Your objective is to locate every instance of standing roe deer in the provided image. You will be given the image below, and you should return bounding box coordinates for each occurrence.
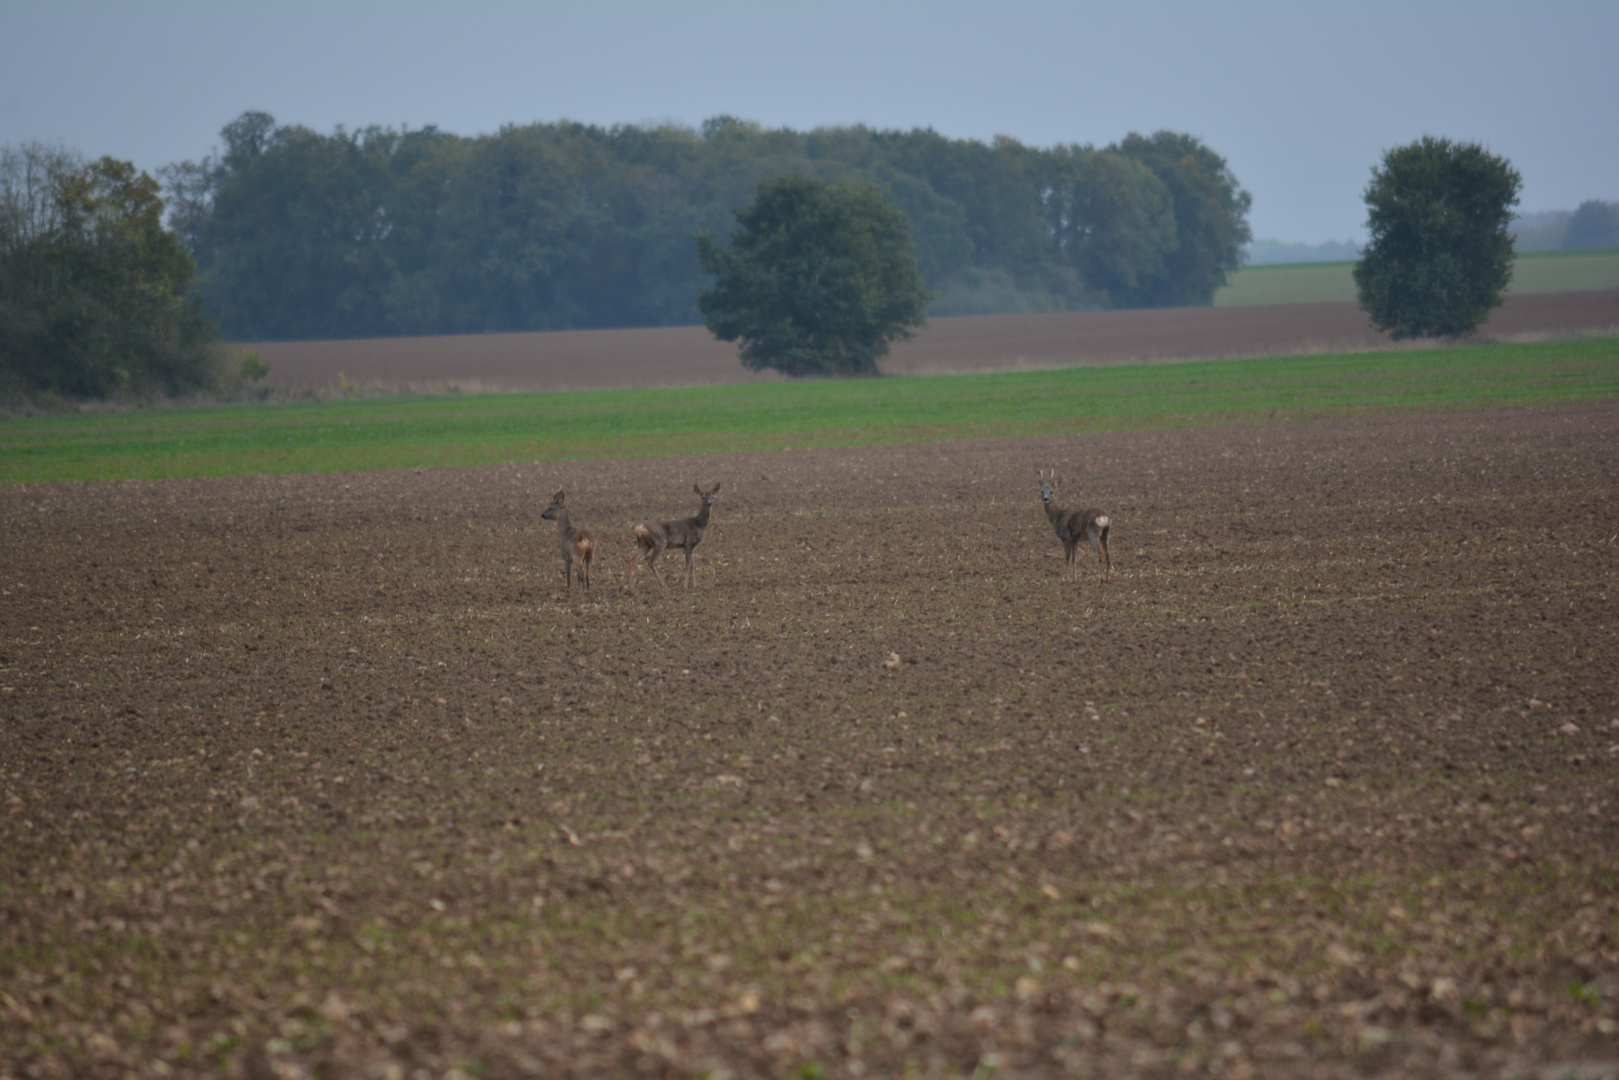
[540,490,595,592]
[1039,469,1111,583]
[627,482,720,592]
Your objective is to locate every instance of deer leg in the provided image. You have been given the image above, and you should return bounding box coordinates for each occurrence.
[1085,523,1109,584]
[626,544,644,592]
[650,539,670,591]
[1098,525,1111,583]
[684,546,697,589]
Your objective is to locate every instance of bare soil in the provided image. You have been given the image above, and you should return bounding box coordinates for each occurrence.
[2,405,1617,1079]
[244,291,1619,394]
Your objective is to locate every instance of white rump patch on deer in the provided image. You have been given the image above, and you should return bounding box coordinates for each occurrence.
[1038,470,1112,584]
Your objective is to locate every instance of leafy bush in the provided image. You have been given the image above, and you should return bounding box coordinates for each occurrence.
[236,349,269,383]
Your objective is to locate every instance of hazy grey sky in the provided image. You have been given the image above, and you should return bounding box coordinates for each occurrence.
[3,0,1614,243]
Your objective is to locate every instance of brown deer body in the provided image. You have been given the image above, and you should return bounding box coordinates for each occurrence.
[627,483,720,592]
[540,490,595,592]
[1040,471,1110,583]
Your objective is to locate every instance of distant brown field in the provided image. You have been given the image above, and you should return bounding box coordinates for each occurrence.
[244,290,1619,394]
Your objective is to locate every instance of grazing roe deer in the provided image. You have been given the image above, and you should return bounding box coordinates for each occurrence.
[1039,469,1111,583]
[627,482,720,592]
[540,490,595,592]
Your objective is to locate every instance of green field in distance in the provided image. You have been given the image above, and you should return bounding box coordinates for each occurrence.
[1215,247,1619,307]
[3,337,1616,485]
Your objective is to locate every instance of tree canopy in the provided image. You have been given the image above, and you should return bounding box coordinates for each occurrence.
[696,175,932,377]
[1109,132,1254,308]
[166,113,1253,341]
[1352,136,1521,340]
[2,144,218,399]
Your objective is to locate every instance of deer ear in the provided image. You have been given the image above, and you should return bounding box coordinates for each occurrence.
[711,482,721,494]
[553,489,564,502]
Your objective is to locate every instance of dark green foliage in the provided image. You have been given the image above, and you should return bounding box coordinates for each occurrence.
[1353,137,1522,340]
[167,114,1254,341]
[176,119,736,340]
[1109,131,1253,307]
[1,145,219,399]
[696,175,932,377]
[1041,145,1177,306]
[1562,200,1619,250]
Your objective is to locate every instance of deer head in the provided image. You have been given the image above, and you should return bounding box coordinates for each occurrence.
[541,489,565,520]
[1038,469,1057,506]
[693,482,721,508]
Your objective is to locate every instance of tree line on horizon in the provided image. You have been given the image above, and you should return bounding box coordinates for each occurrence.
[162,113,1253,342]
[10,114,1542,401]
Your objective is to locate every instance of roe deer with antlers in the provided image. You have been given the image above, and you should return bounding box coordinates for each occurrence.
[540,490,595,592]
[627,482,720,592]
[1039,469,1111,583]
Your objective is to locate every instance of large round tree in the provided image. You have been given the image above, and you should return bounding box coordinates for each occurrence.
[696,175,932,378]
[1352,136,1521,340]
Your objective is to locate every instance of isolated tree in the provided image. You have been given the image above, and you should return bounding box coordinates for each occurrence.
[1562,199,1619,249]
[1353,136,1521,339]
[695,175,932,377]
[1,144,218,398]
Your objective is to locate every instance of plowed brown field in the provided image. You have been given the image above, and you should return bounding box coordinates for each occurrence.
[245,291,1619,393]
[3,403,1617,1079]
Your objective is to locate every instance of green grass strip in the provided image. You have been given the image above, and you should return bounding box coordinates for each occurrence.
[1215,246,1619,306]
[3,337,1616,485]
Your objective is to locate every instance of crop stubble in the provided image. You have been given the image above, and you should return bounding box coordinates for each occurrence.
[2,404,1617,1078]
